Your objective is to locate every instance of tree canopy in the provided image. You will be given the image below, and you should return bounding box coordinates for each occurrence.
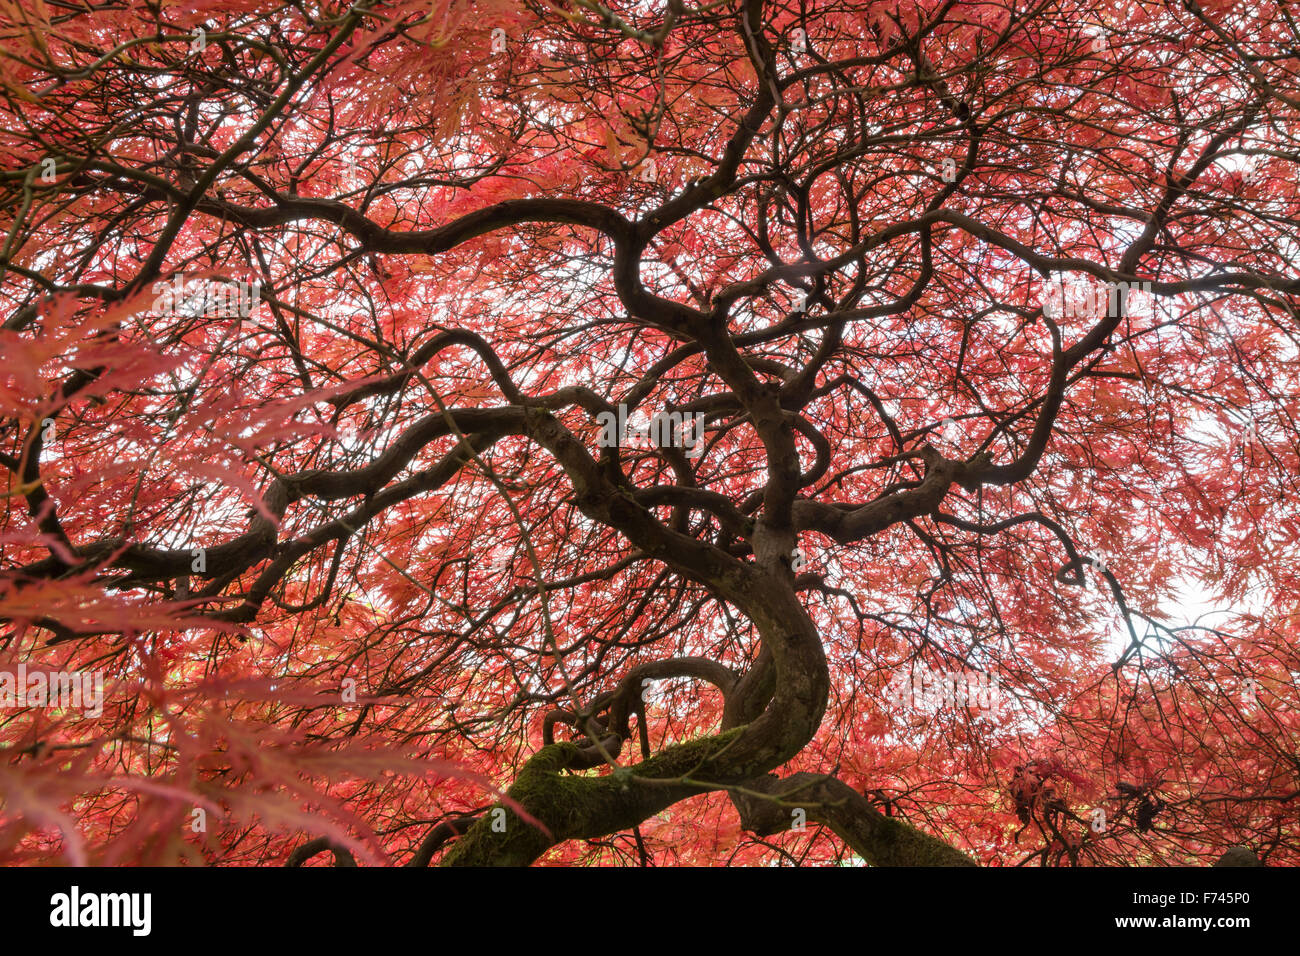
[1,0,1297,866]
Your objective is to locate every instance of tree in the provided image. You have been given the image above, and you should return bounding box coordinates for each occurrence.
[0,0,1297,867]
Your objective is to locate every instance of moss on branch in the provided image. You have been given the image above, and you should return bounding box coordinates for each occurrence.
[441,729,745,866]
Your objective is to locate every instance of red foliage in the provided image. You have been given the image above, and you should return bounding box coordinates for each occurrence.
[0,0,1297,866]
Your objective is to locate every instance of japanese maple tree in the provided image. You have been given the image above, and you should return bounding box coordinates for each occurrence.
[1,0,1297,866]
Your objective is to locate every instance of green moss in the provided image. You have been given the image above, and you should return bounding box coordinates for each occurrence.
[863,814,977,867]
[441,728,746,867]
